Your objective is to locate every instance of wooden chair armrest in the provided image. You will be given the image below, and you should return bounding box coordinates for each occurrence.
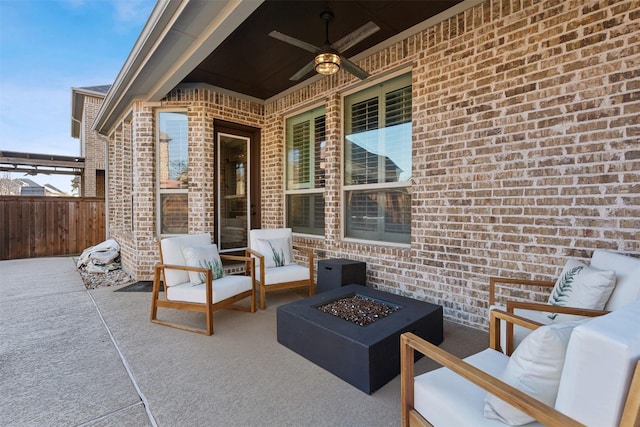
[505,301,609,318]
[245,248,264,259]
[489,309,544,351]
[292,245,314,271]
[400,333,584,427]
[489,276,556,306]
[221,254,256,278]
[220,254,253,263]
[156,263,209,274]
[292,245,313,257]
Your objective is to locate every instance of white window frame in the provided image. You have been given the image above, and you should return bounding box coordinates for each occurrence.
[341,71,413,246]
[155,109,189,237]
[284,104,326,237]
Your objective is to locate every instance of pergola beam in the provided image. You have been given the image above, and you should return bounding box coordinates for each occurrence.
[0,150,85,176]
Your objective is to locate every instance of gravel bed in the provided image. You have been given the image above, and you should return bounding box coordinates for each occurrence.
[76,261,135,290]
[318,295,399,326]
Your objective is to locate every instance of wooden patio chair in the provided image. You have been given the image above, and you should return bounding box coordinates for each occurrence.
[150,233,256,335]
[489,249,640,354]
[401,301,640,427]
[246,228,314,309]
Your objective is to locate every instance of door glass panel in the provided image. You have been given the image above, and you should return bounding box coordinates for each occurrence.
[218,133,249,252]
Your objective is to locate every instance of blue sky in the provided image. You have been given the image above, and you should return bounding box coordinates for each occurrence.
[0,0,156,193]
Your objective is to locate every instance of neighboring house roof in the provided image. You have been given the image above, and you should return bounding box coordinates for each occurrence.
[81,85,111,94]
[71,85,110,138]
[18,178,41,187]
[44,183,65,194]
[94,0,479,135]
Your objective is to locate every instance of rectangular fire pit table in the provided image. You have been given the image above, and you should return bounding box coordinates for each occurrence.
[277,284,443,394]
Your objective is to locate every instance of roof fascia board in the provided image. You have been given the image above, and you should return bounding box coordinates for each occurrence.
[94,0,263,136]
[94,0,186,135]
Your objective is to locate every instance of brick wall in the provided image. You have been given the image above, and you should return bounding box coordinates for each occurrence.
[81,95,106,197]
[109,89,264,280]
[108,0,639,329]
[261,0,640,328]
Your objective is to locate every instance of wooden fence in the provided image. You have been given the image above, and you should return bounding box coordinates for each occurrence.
[0,196,106,260]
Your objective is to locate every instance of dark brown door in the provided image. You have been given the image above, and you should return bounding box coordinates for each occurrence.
[213,120,261,253]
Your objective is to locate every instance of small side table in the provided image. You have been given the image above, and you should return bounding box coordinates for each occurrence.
[317,258,366,293]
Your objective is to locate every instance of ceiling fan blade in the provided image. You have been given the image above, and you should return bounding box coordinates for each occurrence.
[269,30,320,54]
[290,61,315,81]
[340,57,370,80]
[331,21,380,53]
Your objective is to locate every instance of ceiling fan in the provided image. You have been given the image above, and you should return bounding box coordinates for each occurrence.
[269,11,380,81]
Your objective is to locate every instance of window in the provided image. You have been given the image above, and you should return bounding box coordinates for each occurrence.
[285,106,326,235]
[157,111,188,235]
[344,73,412,244]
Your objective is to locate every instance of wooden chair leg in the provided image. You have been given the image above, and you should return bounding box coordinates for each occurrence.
[150,266,161,322]
[206,305,213,336]
[260,284,266,310]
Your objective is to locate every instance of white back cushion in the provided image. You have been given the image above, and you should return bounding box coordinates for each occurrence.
[249,228,293,269]
[182,244,224,284]
[547,258,615,322]
[160,233,211,286]
[555,300,640,427]
[249,228,292,249]
[591,250,640,310]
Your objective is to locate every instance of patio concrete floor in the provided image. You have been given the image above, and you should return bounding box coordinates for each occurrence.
[0,257,487,426]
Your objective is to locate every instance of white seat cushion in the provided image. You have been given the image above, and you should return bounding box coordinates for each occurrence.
[591,250,640,311]
[261,264,309,285]
[166,275,252,304]
[555,300,640,427]
[413,349,545,427]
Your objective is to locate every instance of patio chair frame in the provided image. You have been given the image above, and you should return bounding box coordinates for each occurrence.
[151,241,256,335]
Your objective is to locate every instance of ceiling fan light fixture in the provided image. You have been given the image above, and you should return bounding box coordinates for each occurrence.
[314,52,341,75]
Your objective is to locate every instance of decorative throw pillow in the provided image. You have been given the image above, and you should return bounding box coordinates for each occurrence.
[484,319,586,425]
[547,259,616,322]
[255,237,292,268]
[182,244,225,284]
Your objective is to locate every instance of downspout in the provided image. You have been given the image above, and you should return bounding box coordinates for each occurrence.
[98,133,110,240]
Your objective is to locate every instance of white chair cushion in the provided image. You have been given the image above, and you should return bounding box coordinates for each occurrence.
[414,349,542,427]
[182,244,224,284]
[249,228,294,270]
[484,320,585,425]
[261,264,309,285]
[555,300,640,427]
[254,237,293,268]
[591,250,640,311]
[160,233,211,287]
[547,258,615,322]
[166,274,252,304]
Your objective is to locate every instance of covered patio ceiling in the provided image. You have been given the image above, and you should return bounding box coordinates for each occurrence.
[95,0,479,134]
[183,0,465,99]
